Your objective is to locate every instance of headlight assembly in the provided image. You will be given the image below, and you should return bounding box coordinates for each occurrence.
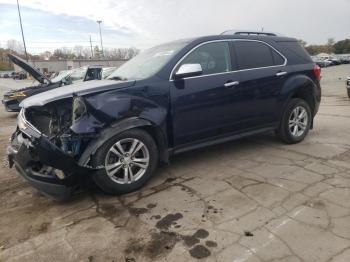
[17,109,28,130]
[72,96,87,123]
[17,109,41,137]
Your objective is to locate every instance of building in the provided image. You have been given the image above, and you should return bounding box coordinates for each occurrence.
[13,59,126,74]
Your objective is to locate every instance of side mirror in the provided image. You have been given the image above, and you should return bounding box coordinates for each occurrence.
[174,64,203,79]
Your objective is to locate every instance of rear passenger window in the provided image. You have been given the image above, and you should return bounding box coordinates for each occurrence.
[234,41,284,70]
[272,50,285,65]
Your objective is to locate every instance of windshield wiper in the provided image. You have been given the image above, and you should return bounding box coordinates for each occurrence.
[109,76,128,81]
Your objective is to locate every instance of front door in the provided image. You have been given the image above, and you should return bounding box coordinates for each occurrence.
[170,41,241,147]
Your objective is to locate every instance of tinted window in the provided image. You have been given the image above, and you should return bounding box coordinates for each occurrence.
[178,42,232,75]
[234,41,283,70]
[277,41,312,65]
[272,50,285,65]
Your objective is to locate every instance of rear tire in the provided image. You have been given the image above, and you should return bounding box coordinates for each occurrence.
[277,98,312,144]
[91,129,158,195]
[347,89,350,98]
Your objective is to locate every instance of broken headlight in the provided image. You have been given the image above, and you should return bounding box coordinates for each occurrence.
[17,109,27,130]
[72,96,87,123]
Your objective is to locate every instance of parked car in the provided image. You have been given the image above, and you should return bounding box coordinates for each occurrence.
[312,57,331,68]
[0,71,14,78]
[2,54,116,112]
[8,32,321,200]
[12,71,27,80]
[2,73,11,78]
[341,56,350,64]
[346,76,350,98]
[329,57,341,66]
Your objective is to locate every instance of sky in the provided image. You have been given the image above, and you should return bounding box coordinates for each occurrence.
[0,0,349,54]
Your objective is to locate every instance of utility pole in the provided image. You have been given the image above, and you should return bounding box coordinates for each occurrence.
[89,35,94,59]
[96,20,104,58]
[16,0,29,61]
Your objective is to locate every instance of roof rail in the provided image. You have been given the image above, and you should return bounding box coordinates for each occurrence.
[221,30,279,36]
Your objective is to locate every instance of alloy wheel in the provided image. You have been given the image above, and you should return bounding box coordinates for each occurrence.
[104,138,150,184]
[288,106,308,137]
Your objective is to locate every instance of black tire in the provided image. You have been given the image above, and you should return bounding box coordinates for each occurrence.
[347,89,350,98]
[277,98,312,144]
[91,129,158,195]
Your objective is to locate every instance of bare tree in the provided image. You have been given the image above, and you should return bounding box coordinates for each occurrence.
[74,45,84,58]
[6,39,24,54]
[327,38,335,53]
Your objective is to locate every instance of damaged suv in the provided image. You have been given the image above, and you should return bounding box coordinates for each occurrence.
[8,32,321,200]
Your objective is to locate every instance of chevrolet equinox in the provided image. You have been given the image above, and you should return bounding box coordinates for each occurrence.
[8,31,321,200]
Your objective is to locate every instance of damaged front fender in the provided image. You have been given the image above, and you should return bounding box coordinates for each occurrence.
[70,92,168,134]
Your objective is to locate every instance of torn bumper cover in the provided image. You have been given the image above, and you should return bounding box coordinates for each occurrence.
[8,111,95,200]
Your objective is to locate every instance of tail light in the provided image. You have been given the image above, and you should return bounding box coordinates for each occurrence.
[313,64,321,81]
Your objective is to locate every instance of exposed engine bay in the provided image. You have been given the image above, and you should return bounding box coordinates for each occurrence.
[23,97,94,161]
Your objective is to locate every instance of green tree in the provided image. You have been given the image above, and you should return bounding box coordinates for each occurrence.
[305,45,328,56]
[333,39,350,54]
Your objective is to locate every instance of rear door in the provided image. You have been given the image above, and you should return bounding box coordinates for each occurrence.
[232,40,288,128]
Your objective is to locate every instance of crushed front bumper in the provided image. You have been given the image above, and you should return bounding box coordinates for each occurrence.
[8,122,94,200]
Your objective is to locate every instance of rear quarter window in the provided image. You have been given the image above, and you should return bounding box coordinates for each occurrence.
[234,41,285,70]
[277,41,312,65]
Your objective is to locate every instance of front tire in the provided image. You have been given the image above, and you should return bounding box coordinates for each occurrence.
[347,89,350,98]
[277,98,312,144]
[91,129,158,195]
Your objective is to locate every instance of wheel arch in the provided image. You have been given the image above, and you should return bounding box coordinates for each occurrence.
[78,117,169,167]
[278,74,317,128]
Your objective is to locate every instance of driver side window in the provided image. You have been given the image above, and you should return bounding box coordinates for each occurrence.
[178,42,232,76]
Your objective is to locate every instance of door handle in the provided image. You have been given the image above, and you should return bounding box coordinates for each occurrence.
[276,71,288,77]
[224,81,240,88]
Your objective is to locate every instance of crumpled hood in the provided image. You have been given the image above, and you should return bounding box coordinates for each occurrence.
[20,79,136,108]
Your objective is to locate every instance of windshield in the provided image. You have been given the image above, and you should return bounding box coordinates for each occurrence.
[108,41,187,80]
[69,67,87,81]
[51,67,87,83]
[102,67,116,79]
[51,70,72,83]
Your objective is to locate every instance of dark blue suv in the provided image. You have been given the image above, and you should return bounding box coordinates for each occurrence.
[8,32,321,199]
